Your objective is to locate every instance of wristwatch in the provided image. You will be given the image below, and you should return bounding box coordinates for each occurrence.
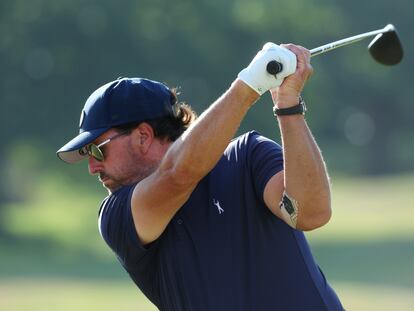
[273,96,307,116]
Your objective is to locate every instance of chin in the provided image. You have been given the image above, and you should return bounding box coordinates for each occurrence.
[102,180,122,194]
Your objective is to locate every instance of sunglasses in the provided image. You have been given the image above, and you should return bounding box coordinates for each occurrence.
[79,131,130,162]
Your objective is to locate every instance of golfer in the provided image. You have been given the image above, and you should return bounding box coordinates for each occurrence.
[57,43,344,310]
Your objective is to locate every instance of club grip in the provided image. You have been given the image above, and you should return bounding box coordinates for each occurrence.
[266,60,283,75]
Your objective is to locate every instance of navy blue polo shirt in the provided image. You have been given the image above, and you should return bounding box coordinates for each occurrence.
[99,131,343,311]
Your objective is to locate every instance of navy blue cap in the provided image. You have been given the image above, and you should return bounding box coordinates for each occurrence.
[57,77,174,163]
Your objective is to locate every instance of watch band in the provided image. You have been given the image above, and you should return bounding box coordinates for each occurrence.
[273,96,307,116]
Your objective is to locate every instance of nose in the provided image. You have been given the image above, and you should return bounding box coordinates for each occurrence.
[88,156,103,175]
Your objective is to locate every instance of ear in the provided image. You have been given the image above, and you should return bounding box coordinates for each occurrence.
[130,122,155,154]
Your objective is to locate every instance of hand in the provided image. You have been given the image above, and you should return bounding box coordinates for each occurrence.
[270,44,313,108]
[238,42,297,95]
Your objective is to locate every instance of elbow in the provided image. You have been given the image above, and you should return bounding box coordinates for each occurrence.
[164,162,204,189]
[297,202,332,231]
[159,152,206,189]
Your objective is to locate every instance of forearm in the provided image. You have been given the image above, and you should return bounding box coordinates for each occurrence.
[161,80,259,183]
[158,43,296,185]
[130,43,300,244]
[278,114,331,230]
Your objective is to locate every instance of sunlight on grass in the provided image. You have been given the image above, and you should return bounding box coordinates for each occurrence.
[2,172,414,310]
[3,173,109,257]
[0,278,157,311]
[1,279,414,311]
[335,282,414,311]
[5,172,414,248]
[308,174,414,243]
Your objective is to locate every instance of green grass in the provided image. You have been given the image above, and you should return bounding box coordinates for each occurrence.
[2,173,107,255]
[1,171,414,310]
[307,173,414,243]
[334,282,414,311]
[1,279,413,311]
[0,278,157,311]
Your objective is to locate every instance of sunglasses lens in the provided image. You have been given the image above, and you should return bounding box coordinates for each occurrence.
[89,144,104,161]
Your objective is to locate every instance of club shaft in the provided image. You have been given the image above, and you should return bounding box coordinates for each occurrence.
[310,27,388,57]
[266,24,398,75]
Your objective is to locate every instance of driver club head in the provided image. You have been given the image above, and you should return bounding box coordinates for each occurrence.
[368,24,404,65]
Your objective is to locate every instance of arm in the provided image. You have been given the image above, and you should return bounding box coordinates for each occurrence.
[132,81,259,244]
[263,45,332,231]
[131,43,297,244]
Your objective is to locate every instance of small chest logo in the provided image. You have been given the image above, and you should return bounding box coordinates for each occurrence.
[212,199,224,214]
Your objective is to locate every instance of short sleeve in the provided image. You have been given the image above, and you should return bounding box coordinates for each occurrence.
[247,132,284,200]
[98,185,149,265]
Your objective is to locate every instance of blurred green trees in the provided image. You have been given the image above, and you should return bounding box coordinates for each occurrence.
[0,0,412,187]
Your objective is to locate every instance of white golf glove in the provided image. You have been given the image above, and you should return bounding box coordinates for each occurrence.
[238,42,297,95]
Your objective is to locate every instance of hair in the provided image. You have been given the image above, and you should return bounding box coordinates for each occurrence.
[114,87,197,141]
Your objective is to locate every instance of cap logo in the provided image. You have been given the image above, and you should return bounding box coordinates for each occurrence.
[79,110,86,128]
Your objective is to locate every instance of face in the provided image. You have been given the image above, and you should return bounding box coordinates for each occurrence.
[87,128,159,193]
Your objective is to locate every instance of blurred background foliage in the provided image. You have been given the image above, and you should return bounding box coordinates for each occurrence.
[0,0,413,310]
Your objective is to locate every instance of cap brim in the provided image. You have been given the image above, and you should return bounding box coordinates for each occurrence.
[57,127,109,163]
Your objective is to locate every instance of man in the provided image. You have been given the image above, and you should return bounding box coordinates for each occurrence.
[57,43,344,310]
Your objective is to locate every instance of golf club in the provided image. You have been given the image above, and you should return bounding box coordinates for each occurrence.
[266,24,404,75]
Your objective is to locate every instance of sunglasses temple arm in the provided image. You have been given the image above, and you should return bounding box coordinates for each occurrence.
[97,138,111,148]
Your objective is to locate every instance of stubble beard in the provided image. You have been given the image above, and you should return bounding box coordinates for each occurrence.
[100,157,159,194]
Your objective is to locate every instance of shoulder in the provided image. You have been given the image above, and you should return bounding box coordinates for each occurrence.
[231,130,262,144]
[98,184,137,246]
[231,130,279,146]
[99,185,135,219]
[98,185,161,291]
[226,131,281,155]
